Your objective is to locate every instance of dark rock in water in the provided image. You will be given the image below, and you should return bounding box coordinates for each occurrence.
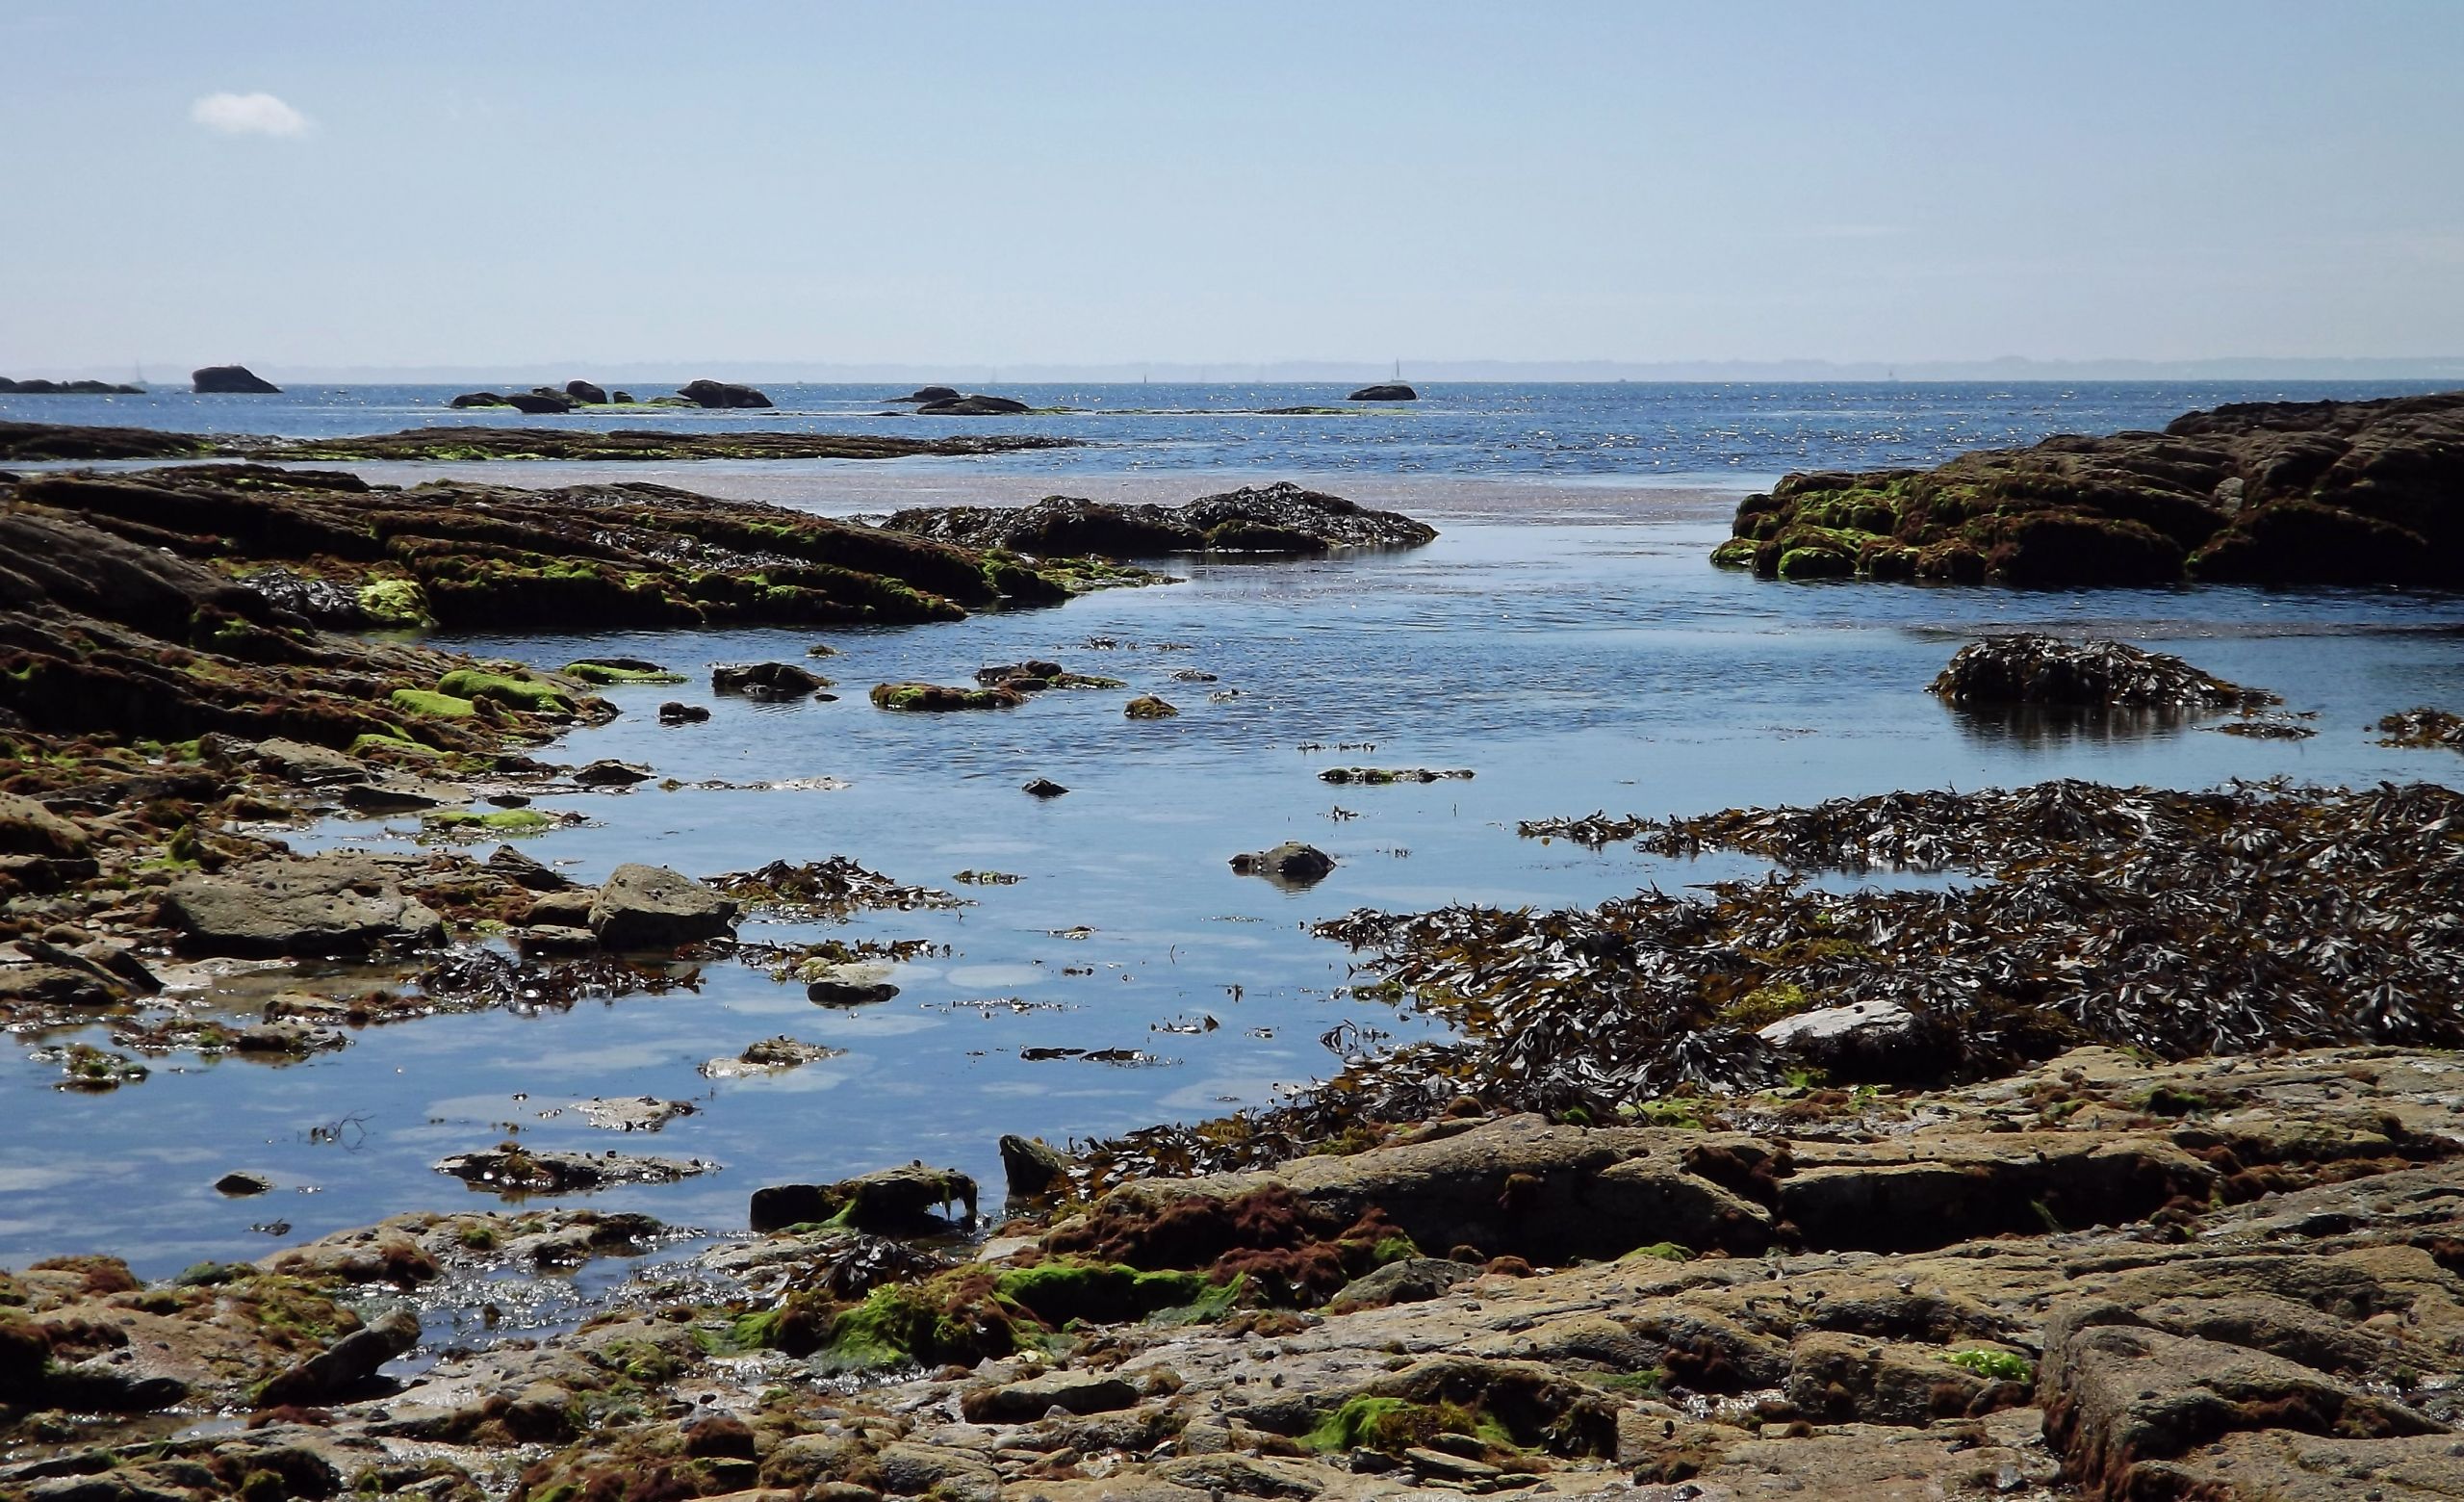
[436,1144,712,1194]
[1124,694,1178,719]
[563,379,608,404]
[882,479,1436,557]
[610,390,635,403]
[214,1170,274,1196]
[587,863,737,951]
[678,378,773,409]
[749,1163,978,1233]
[572,759,654,788]
[712,660,827,698]
[448,391,510,408]
[1348,383,1417,401]
[658,700,710,724]
[1229,841,1334,886]
[502,389,575,414]
[914,394,1031,415]
[0,419,208,460]
[1021,777,1069,798]
[999,1134,1073,1197]
[1714,390,2464,587]
[1929,635,2277,712]
[890,385,962,402]
[192,364,279,394]
[483,842,570,892]
[805,966,899,1006]
[0,377,143,395]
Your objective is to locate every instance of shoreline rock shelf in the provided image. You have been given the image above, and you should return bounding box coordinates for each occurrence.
[885,479,1439,557]
[0,418,1076,463]
[1714,389,2464,587]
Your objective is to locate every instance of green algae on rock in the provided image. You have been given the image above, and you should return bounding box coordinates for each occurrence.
[1713,390,2464,587]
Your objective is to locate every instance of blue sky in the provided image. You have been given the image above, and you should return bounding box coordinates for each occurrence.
[3,1,2459,373]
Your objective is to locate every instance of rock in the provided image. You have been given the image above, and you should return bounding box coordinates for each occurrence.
[252,1307,420,1407]
[658,700,711,724]
[588,864,737,951]
[749,1163,978,1233]
[868,682,1025,712]
[524,887,598,926]
[701,1036,839,1078]
[1327,1256,1484,1312]
[515,923,598,955]
[959,1370,1139,1423]
[1348,383,1418,401]
[1717,391,2464,588]
[574,1096,697,1131]
[573,759,654,788]
[192,365,280,394]
[678,378,774,409]
[805,964,900,1006]
[1228,842,1333,886]
[914,394,1031,415]
[247,738,371,786]
[1125,694,1179,719]
[483,842,571,892]
[0,377,142,395]
[500,391,575,414]
[159,854,445,957]
[213,1171,274,1196]
[338,778,459,814]
[563,379,609,405]
[882,480,1437,557]
[434,1145,714,1193]
[1021,777,1069,798]
[1757,1000,1950,1084]
[712,661,827,698]
[1929,634,2277,712]
[892,385,962,402]
[448,391,509,408]
[999,1134,1073,1198]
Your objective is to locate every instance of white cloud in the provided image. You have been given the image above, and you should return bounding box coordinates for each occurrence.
[190,91,311,138]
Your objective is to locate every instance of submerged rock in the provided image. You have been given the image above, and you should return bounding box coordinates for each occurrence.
[1124,694,1179,719]
[435,1144,715,1194]
[192,364,279,394]
[1021,776,1069,798]
[657,700,711,724]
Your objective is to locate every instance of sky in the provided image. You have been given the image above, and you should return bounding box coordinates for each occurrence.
[3,1,2460,376]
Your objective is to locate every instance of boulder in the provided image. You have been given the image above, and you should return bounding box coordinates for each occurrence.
[192,365,279,394]
[1757,1000,1951,1084]
[1125,694,1179,719]
[960,1370,1140,1424]
[563,379,609,405]
[893,385,962,402]
[448,391,509,408]
[1228,841,1333,886]
[1327,1256,1484,1312]
[657,700,711,724]
[749,1163,978,1233]
[213,1171,274,1196]
[1348,383,1418,401]
[572,759,654,788]
[501,390,575,414]
[587,863,737,950]
[1022,777,1069,798]
[1928,634,2276,712]
[712,661,826,698]
[251,1307,420,1408]
[999,1134,1073,1197]
[159,854,445,958]
[805,963,899,1006]
[678,378,774,409]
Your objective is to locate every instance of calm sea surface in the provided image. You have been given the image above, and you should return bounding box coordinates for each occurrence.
[4,382,2460,1275]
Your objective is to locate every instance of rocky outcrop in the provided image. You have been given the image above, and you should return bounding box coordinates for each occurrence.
[888,385,962,402]
[1928,634,2279,711]
[0,419,209,461]
[0,418,1074,463]
[158,852,447,957]
[191,365,280,394]
[749,1164,979,1233]
[883,480,1439,557]
[677,378,773,408]
[563,379,608,405]
[1348,383,1418,401]
[1714,390,2464,587]
[0,377,143,394]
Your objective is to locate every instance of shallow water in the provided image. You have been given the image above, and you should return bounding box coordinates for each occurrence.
[7,484,2463,1277]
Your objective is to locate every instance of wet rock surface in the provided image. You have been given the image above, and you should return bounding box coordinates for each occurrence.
[1928,634,2278,712]
[1230,841,1336,887]
[0,417,1074,463]
[884,479,1439,557]
[7,1047,2455,1502]
[1715,390,2464,586]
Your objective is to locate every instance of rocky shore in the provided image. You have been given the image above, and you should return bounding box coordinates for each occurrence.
[1713,391,2464,586]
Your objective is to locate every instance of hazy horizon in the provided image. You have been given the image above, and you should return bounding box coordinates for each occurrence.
[5,1,2459,373]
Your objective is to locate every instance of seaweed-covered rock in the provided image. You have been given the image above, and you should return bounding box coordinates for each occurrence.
[884,480,1436,557]
[1714,391,2464,587]
[869,682,1024,712]
[1927,635,2277,711]
[749,1164,979,1233]
[1229,842,1334,886]
[712,661,828,698]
